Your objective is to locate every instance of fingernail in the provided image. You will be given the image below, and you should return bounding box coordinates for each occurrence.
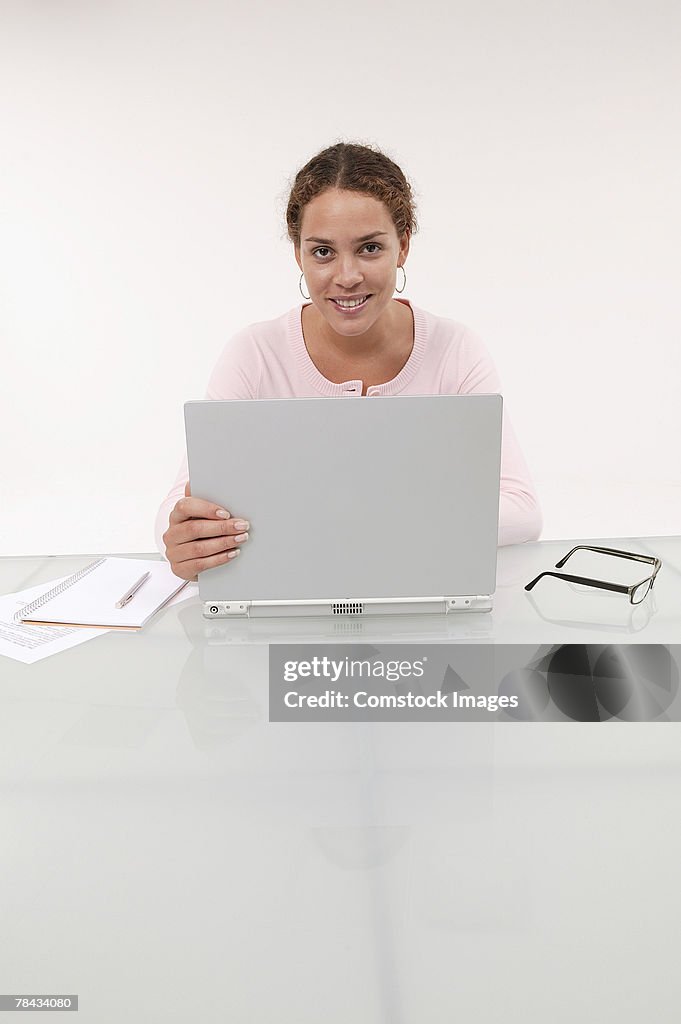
[233,519,249,531]
[216,509,229,519]
[227,549,240,559]
[234,533,249,543]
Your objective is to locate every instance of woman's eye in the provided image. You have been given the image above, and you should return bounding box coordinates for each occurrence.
[312,243,382,258]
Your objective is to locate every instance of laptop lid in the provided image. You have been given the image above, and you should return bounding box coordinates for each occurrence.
[184,394,502,612]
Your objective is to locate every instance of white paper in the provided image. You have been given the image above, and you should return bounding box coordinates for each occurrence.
[165,582,199,608]
[19,558,188,629]
[0,577,108,665]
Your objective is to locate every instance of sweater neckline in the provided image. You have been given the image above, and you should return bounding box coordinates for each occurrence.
[288,299,427,396]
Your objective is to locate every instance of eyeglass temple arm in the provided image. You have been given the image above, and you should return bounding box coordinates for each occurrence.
[524,571,631,595]
[555,545,660,570]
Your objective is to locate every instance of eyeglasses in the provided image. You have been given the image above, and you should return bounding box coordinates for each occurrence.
[525,545,662,605]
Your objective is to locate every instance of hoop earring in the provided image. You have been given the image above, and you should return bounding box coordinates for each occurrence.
[299,273,310,300]
[395,265,407,294]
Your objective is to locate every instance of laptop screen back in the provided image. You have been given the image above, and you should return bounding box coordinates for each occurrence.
[185,394,502,603]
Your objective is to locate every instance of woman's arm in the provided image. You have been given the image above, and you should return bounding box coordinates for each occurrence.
[443,325,542,546]
[155,327,262,557]
[495,413,543,545]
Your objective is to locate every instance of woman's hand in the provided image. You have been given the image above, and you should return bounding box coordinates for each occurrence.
[163,482,250,580]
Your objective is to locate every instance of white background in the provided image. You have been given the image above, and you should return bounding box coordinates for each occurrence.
[1,0,679,556]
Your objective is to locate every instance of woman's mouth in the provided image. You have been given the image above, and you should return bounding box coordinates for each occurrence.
[329,295,371,314]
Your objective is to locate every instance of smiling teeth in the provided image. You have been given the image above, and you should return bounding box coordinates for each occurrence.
[334,297,368,308]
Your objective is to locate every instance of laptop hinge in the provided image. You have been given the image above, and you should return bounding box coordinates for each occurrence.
[445,595,493,612]
[204,601,252,618]
[203,596,493,618]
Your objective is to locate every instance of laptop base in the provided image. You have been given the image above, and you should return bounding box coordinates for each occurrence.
[202,596,493,619]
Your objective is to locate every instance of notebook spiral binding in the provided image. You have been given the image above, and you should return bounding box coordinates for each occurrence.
[14,558,105,623]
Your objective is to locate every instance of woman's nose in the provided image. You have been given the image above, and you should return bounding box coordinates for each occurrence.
[334,256,363,288]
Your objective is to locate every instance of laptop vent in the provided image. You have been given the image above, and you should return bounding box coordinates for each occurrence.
[332,601,365,616]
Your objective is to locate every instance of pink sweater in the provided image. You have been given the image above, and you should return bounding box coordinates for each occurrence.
[155,301,542,553]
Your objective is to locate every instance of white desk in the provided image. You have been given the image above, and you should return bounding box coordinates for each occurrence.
[1,537,680,1022]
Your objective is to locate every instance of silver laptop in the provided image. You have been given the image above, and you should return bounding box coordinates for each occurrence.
[184,395,502,618]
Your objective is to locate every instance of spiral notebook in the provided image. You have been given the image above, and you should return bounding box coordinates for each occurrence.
[15,558,189,630]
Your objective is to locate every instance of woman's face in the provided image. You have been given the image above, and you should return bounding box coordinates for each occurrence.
[295,188,409,336]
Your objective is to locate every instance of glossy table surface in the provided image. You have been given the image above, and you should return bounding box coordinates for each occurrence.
[1,537,680,1022]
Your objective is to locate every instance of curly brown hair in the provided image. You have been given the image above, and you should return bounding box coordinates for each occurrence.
[286,142,418,248]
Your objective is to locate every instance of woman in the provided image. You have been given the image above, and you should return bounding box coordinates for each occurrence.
[157,142,542,581]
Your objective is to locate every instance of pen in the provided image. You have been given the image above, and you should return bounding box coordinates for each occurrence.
[115,572,151,609]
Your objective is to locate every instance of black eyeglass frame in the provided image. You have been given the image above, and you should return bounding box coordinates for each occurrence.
[524,546,662,606]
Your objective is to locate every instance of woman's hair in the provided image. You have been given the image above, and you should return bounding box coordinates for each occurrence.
[285,142,418,248]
